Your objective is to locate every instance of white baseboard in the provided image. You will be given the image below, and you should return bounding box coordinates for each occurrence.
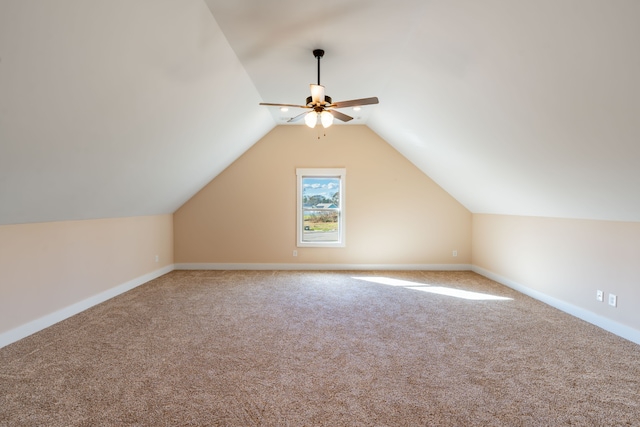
[472,266,640,346]
[0,264,175,349]
[175,263,472,271]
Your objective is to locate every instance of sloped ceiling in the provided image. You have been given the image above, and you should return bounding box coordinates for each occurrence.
[0,0,274,225]
[2,0,640,225]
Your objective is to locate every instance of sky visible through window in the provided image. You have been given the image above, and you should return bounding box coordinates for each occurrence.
[302,177,339,204]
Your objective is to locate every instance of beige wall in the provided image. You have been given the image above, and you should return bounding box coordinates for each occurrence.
[174,125,471,266]
[472,214,640,332]
[0,215,173,338]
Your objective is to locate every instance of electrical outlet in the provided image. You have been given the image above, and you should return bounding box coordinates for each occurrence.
[596,290,604,302]
[155,255,159,263]
[452,250,458,257]
[608,293,617,307]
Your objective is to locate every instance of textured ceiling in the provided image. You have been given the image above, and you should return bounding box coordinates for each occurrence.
[1,0,640,225]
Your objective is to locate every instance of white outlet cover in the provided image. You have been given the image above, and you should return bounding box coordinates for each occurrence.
[608,294,617,307]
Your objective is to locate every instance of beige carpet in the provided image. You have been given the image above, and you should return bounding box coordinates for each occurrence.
[1,270,639,426]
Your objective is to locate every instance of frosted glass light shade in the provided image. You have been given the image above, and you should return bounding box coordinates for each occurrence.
[310,84,325,104]
[305,111,318,128]
[320,111,333,128]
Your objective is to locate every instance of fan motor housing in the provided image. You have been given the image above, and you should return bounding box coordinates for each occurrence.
[306,95,332,107]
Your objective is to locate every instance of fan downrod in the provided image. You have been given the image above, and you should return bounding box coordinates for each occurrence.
[313,49,325,85]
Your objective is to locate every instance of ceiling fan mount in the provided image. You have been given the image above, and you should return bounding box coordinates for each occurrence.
[259,49,379,128]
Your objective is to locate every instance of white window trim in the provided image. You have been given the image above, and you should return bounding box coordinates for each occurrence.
[296,168,346,248]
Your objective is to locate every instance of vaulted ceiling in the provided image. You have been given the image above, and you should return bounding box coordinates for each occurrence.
[1,0,639,225]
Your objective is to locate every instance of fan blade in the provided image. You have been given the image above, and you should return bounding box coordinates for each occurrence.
[287,111,309,123]
[331,97,379,109]
[329,109,353,122]
[260,102,309,109]
[310,84,325,104]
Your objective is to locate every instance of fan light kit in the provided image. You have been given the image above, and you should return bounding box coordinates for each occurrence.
[260,49,379,129]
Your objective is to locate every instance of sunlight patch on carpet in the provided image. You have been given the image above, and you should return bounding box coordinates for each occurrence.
[353,276,512,301]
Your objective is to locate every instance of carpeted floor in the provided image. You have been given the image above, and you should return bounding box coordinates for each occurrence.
[1,270,639,426]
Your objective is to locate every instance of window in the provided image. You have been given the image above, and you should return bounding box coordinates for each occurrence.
[296,168,346,247]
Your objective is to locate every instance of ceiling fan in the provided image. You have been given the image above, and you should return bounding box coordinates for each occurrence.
[259,49,379,128]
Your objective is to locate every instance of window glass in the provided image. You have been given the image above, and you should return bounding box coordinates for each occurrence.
[296,169,345,247]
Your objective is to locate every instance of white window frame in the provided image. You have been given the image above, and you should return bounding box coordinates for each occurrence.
[296,168,346,248]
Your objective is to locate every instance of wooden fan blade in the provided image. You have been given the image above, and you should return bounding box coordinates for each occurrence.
[329,109,353,122]
[260,102,309,109]
[331,97,379,109]
[287,111,309,123]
